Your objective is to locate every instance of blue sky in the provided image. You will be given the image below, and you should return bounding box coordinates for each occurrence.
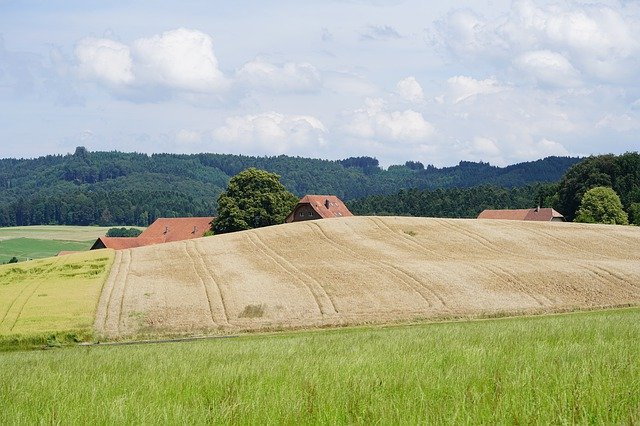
[1,0,638,166]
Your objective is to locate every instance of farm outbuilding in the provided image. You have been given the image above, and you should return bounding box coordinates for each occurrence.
[477,208,565,222]
[91,217,214,250]
[285,195,353,223]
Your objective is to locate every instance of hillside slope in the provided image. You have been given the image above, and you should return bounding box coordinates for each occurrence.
[95,217,640,339]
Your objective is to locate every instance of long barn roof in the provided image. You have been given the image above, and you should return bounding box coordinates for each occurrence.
[91,217,214,250]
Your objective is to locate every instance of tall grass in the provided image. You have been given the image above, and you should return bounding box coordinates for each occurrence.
[1,308,638,424]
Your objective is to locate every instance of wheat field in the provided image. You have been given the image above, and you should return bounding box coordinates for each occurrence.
[93,216,640,339]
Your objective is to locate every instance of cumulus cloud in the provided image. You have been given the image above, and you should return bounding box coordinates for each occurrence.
[236,58,321,92]
[212,112,327,154]
[344,98,434,142]
[132,28,227,93]
[75,38,134,86]
[513,50,581,87]
[444,76,506,104]
[396,76,424,103]
[432,1,640,85]
[74,28,227,94]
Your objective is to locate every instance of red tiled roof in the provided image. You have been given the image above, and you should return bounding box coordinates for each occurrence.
[477,208,564,221]
[91,217,214,250]
[139,217,214,243]
[286,195,353,222]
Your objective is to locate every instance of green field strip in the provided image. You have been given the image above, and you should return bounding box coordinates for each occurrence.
[0,251,115,339]
[0,237,94,263]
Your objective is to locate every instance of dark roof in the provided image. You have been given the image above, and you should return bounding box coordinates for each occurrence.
[477,208,564,221]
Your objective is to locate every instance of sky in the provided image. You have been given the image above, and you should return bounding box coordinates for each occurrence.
[0,0,639,167]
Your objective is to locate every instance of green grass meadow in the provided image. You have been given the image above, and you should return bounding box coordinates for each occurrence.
[0,237,93,263]
[1,308,638,424]
[0,251,114,349]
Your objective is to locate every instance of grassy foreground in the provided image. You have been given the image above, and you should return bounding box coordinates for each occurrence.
[0,251,114,349]
[1,308,639,424]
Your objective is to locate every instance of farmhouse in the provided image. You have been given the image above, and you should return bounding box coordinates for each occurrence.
[285,195,353,223]
[91,217,214,250]
[477,207,565,222]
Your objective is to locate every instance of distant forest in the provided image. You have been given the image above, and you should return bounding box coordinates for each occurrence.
[0,147,581,226]
[350,152,640,224]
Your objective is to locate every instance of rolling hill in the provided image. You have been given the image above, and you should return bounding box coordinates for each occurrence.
[93,216,640,339]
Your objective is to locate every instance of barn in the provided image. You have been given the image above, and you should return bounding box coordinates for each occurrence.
[285,195,353,223]
[91,217,214,250]
[477,207,565,222]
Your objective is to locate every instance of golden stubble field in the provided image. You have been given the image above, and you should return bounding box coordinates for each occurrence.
[95,216,640,339]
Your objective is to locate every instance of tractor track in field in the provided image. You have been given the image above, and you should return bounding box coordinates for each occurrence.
[82,216,640,340]
[193,240,230,324]
[479,263,550,306]
[245,232,337,316]
[183,243,217,327]
[369,217,446,261]
[311,221,449,310]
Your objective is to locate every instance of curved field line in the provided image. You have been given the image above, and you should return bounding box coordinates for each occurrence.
[493,264,555,305]
[0,280,35,329]
[95,250,122,333]
[575,262,640,293]
[182,243,216,326]
[434,219,503,257]
[251,232,338,314]
[368,217,447,261]
[115,250,132,334]
[185,241,229,325]
[591,265,640,291]
[479,264,547,306]
[318,220,450,310]
[9,258,60,331]
[193,240,231,324]
[245,232,336,315]
[526,227,609,260]
[308,222,433,308]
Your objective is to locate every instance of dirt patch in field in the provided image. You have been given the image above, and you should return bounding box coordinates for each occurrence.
[94,217,640,339]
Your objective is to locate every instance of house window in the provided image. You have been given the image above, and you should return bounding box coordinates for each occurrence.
[308,212,313,217]
[299,211,304,217]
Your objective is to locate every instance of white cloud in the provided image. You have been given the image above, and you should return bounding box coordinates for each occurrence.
[396,76,424,103]
[212,112,326,154]
[75,38,134,86]
[445,75,505,104]
[432,1,640,84]
[74,28,227,95]
[513,50,581,88]
[344,98,434,142]
[236,58,321,92]
[132,28,227,93]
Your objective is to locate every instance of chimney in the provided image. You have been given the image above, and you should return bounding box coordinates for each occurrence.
[192,226,197,234]
[325,199,330,209]
[535,206,540,212]
[164,226,169,234]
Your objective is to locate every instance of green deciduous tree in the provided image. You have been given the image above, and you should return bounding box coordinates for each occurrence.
[575,186,628,225]
[212,168,298,235]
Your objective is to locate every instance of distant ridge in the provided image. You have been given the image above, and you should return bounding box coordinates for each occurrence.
[0,150,581,227]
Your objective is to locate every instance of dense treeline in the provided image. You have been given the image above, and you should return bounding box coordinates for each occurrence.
[0,147,579,226]
[348,185,548,218]
[553,152,640,222]
[350,152,640,223]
